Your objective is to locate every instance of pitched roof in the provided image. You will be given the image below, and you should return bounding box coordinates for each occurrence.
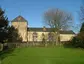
[28,28,52,32]
[27,27,75,34]
[59,30,75,34]
[12,15,27,22]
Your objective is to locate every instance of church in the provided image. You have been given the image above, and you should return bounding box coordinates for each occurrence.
[11,15,75,42]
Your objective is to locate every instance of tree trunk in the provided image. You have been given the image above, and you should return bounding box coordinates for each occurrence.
[0,43,3,51]
[55,32,60,45]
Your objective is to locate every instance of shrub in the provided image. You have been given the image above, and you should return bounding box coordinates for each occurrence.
[70,32,84,48]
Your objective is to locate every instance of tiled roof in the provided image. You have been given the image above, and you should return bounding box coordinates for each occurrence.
[27,27,75,34]
[12,15,27,22]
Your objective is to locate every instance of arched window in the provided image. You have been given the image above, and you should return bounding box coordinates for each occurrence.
[32,32,38,41]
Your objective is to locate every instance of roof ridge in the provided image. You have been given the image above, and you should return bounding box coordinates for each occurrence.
[12,15,28,22]
[27,27,75,34]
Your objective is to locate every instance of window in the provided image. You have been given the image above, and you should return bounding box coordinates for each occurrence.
[48,32,53,41]
[32,32,38,41]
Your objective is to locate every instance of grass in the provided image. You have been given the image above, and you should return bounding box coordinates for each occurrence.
[1,47,84,64]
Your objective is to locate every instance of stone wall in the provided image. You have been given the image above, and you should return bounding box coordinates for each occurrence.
[12,22,27,42]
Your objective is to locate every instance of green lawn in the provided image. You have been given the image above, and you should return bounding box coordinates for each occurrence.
[1,47,84,64]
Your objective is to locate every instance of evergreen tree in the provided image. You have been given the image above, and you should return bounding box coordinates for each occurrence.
[7,26,22,42]
[80,22,84,32]
[0,8,8,43]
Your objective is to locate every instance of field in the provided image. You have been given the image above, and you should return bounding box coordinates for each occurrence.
[1,47,84,64]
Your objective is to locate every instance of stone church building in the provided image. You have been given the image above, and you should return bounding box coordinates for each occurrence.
[11,15,75,42]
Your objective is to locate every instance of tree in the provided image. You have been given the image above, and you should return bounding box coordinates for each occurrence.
[0,8,8,43]
[66,5,84,48]
[80,22,84,32]
[7,26,22,42]
[80,5,84,32]
[0,8,8,51]
[44,8,72,45]
[80,6,84,20]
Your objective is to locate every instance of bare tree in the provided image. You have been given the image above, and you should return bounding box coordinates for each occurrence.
[44,8,72,45]
[79,6,84,32]
[78,5,84,32]
[80,6,84,20]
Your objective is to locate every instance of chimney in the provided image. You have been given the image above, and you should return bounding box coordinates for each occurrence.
[43,26,46,32]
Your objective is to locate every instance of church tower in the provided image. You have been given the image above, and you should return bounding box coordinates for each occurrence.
[11,15,28,42]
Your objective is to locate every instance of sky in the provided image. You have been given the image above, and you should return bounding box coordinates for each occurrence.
[0,0,82,32]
